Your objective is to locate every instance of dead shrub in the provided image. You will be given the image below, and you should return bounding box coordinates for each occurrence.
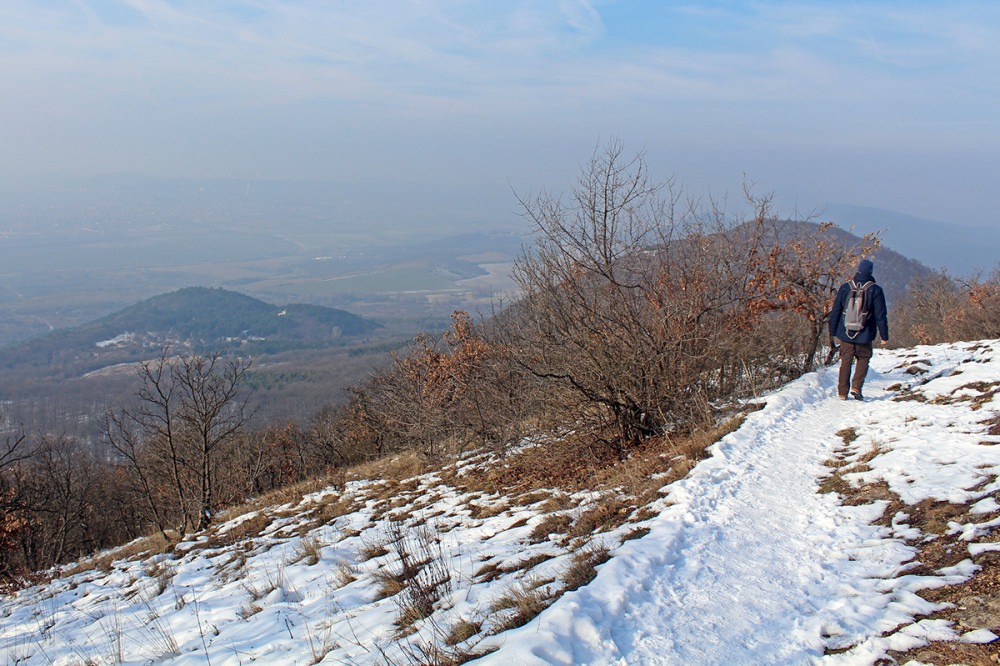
[894,267,1000,346]
[374,522,454,630]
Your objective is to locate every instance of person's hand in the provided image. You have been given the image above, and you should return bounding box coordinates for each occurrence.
[880,338,890,347]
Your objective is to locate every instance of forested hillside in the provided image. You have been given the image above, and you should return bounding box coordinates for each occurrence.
[0,287,378,374]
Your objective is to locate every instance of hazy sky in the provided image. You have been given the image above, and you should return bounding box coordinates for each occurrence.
[3,1,999,227]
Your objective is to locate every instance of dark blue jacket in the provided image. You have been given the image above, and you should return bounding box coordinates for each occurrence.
[829,262,889,345]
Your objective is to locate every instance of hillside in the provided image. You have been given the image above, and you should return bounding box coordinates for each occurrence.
[3,340,999,664]
[0,287,387,439]
[96,287,379,342]
[779,219,933,305]
[0,287,379,375]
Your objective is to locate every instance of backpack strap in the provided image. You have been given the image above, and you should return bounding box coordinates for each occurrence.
[849,279,874,292]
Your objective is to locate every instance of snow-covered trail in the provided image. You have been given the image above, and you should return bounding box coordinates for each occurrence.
[607,373,867,664]
[6,342,995,665]
[479,350,958,665]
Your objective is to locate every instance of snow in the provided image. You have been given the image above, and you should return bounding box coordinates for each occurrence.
[95,332,134,348]
[3,340,1000,664]
[962,628,1000,643]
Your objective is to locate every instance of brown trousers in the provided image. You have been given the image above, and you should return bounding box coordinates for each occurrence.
[838,340,873,396]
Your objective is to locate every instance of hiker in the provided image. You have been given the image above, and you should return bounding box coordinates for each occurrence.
[829,258,889,400]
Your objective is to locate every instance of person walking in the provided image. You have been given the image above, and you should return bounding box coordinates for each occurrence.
[829,258,889,400]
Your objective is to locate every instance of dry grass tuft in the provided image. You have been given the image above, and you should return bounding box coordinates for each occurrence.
[513,490,553,507]
[623,526,651,541]
[60,531,179,579]
[482,431,623,491]
[477,552,557,583]
[373,567,408,601]
[474,560,502,583]
[293,537,323,566]
[562,545,611,592]
[310,495,358,524]
[489,580,557,634]
[817,471,851,496]
[446,618,482,646]
[529,515,573,543]
[469,501,508,520]
[570,496,632,538]
[145,561,177,596]
[821,470,1000,662]
[537,494,576,513]
[358,536,391,562]
[238,601,263,620]
[594,414,751,499]
[835,428,859,446]
[885,641,999,666]
[208,512,276,548]
[348,450,431,484]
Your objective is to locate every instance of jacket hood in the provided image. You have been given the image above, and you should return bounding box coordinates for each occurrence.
[854,258,874,283]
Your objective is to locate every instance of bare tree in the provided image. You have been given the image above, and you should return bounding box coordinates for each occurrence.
[173,353,253,529]
[14,438,93,570]
[105,347,191,535]
[104,349,253,534]
[104,406,171,538]
[0,418,30,577]
[495,139,865,452]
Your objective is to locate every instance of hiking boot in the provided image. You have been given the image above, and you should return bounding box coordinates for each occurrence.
[838,394,848,400]
[850,389,863,401]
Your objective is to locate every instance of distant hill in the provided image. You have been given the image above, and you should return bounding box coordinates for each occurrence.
[0,287,379,376]
[823,204,1000,277]
[96,287,377,341]
[779,220,933,305]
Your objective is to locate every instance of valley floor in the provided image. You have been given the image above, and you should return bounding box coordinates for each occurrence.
[3,341,1000,665]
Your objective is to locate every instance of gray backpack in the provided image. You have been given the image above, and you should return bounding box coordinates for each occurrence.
[843,280,874,337]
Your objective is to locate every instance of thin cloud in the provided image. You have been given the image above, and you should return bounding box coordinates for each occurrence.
[1,0,998,225]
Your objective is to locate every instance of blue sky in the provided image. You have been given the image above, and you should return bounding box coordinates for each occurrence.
[2,0,999,227]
